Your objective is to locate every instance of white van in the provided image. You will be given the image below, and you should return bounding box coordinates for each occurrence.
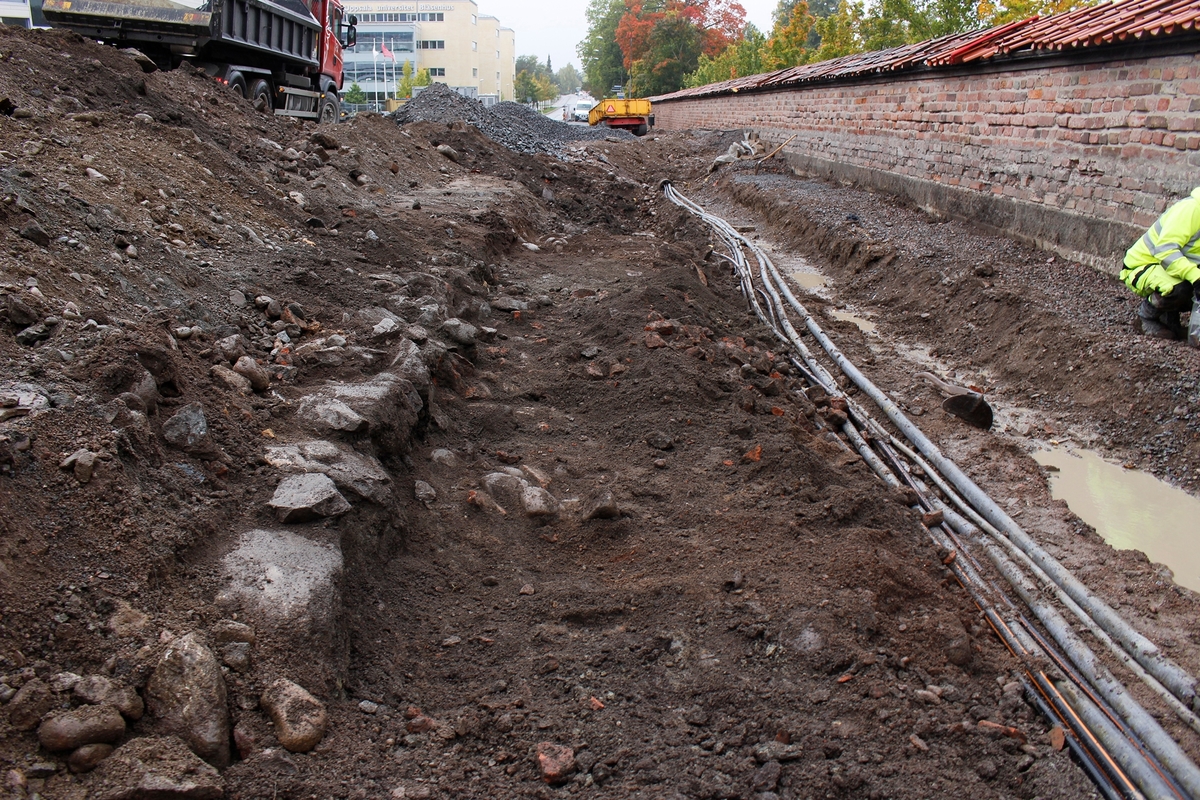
[571,102,592,122]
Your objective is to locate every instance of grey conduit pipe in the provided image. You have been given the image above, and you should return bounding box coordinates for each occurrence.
[661,182,1200,798]
[752,213,1200,716]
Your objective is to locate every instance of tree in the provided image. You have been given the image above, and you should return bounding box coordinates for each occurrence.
[343,82,367,104]
[762,0,815,68]
[811,0,866,60]
[685,23,765,86]
[398,60,414,98]
[415,67,432,86]
[613,0,748,96]
[554,63,583,93]
[579,0,629,96]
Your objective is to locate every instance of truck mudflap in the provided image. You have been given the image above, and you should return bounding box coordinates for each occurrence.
[42,0,212,44]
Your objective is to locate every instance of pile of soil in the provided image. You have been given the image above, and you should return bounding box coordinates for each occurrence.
[0,22,1195,800]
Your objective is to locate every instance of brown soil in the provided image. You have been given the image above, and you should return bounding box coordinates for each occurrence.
[0,23,1194,800]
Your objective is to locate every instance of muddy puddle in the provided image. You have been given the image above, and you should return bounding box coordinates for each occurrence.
[1033,447,1200,592]
[829,308,877,333]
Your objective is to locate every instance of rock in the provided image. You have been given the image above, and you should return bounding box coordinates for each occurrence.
[161,403,220,458]
[752,760,782,791]
[232,356,270,391]
[210,364,252,393]
[430,448,457,467]
[25,762,58,779]
[584,490,620,520]
[260,679,327,753]
[7,298,40,327]
[535,742,575,784]
[73,676,144,720]
[482,471,525,510]
[220,642,252,673]
[211,620,256,646]
[753,741,804,762]
[68,743,113,774]
[86,167,111,182]
[390,338,430,386]
[144,632,231,768]
[263,440,392,505]
[297,372,424,455]
[38,704,125,751]
[15,322,50,345]
[491,296,528,312]
[8,679,53,730]
[521,485,559,517]
[60,448,96,483]
[19,220,50,248]
[435,144,460,162]
[87,736,223,800]
[268,473,352,523]
[357,700,379,715]
[219,527,343,626]
[213,334,248,364]
[440,318,477,347]
[646,431,674,451]
[414,480,437,503]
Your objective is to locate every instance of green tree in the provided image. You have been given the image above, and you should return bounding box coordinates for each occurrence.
[578,0,628,96]
[685,24,765,86]
[554,63,583,93]
[398,60,414,98]
[811,0,866,60]
[415,67,432,86]
[763,0,816,68]
[343,82,367,103]
[628,6,706,97]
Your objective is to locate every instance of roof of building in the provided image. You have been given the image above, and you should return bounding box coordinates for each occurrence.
[651,0,1200,102]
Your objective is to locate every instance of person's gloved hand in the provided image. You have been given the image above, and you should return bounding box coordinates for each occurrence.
[1154,281,1194,311]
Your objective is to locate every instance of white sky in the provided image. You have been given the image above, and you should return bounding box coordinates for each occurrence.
[477,0,778,74]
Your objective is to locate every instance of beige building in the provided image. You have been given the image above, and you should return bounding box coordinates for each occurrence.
[342,0,515,106]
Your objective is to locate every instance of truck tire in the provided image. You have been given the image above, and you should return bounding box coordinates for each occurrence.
[318,93,340,124]
[227,72,247,98]
[248,78,272,111]
[635,123,648,136]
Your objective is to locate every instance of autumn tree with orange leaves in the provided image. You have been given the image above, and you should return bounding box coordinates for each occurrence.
[613,0,747,96]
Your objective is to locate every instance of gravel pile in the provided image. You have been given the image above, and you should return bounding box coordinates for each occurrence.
[393,83,635,155]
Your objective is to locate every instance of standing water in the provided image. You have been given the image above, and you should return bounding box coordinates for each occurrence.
[1032,447,1200,592]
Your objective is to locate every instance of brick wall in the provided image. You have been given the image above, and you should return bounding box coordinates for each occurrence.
[654,48,1200,271]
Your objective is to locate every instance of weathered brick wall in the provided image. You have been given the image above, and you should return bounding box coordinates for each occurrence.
[655,49,1200,271]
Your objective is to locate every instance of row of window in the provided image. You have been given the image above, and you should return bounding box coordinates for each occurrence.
[355,11,441,22]
[342,63,460,81]
[416,39,444,49]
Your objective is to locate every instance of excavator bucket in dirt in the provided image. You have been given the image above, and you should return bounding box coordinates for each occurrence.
[942,393,993,429]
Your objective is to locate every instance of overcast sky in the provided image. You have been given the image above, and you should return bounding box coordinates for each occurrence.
[478,0,778,74]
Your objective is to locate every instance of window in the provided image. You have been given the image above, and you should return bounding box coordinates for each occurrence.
[495,50,499,58]
[416,40,444,49]
[428,68,445,76]
[471,13,477,23]
[471,41,477,51]
[472,68,478,77]
[416,12,442,21]
[496,71,500,81]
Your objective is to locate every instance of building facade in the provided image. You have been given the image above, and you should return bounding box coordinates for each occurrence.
[341,0,514,106]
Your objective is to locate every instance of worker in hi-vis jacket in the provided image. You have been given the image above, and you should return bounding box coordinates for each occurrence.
[1121,187,1200,340]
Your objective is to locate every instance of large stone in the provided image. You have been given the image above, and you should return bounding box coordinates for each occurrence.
[161,404,220,458]
[73,676,145,720]
[213,334,248,364]
[263,440,392,504]
[210,365,252,394]
[220,528,342,623]
[144,633,230,768]
[260,679,327,753]
[19,220,51,247]
[440,318,477,347]
[482,472,525,511]
[87,736,223,800]
[296,371,423,455]
[521,485,559,518]
[267,473,351,523]
[8,679,53,730]
[68,743,114,774]
[389,338,430,387]
[232,356,270,392]
[535,742,576,784]
[38,704,125,751]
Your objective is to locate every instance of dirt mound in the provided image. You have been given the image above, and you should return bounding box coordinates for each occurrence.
[394,82,633,156]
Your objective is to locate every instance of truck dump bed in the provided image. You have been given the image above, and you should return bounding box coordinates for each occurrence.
[588,98,652,127]
[42,0,319,67]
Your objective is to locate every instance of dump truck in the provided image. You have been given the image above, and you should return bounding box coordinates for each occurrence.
[42,0,356,123]
[588,98,653,136]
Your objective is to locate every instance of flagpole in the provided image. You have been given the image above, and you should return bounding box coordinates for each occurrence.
[372,43,378,107]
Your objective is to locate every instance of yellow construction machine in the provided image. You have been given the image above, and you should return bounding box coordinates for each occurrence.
[587,98,654,136]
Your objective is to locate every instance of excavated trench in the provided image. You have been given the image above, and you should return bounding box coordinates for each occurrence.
[0,27,1198,798]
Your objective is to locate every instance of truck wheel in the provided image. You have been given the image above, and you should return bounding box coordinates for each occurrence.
[227,73,247,98]
[318,94,340,124]
[635,123,648,136]
[248,78,272,111]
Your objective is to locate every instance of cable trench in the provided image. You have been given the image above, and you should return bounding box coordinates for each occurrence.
[662,181,1200,800]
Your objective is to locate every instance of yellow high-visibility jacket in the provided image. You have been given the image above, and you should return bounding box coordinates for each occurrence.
[1121,187,1200,297]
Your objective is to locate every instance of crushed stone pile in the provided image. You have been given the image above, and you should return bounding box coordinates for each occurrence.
[392,83,635,155]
